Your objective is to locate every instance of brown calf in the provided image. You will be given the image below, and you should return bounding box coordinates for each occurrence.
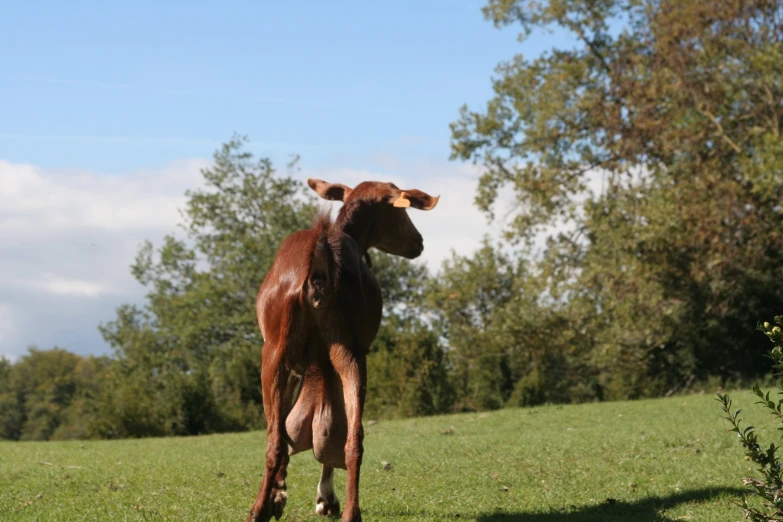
[246,179,439,522]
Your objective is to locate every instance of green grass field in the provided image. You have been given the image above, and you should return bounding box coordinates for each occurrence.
[0,390,773,521]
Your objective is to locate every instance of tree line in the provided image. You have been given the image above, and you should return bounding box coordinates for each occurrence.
[2,0,782,440]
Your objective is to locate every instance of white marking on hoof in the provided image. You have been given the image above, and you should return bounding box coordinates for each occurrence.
[315,501,326,516]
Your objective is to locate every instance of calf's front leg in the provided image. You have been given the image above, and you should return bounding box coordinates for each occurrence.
[315,464,340,516]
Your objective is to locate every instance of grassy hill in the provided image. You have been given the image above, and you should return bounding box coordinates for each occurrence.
[0,390,771,521]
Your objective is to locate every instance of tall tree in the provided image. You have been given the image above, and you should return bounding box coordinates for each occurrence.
[365,252,455,418]
[429,241,598,410]
[451,0,783,397]
[98,136,315,437]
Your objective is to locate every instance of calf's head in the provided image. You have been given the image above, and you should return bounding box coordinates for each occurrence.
[307,179,439,259]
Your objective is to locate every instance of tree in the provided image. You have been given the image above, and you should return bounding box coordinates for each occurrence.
[429,242,521,410]
[0,356,22,440]
[97,136,315,437]
[429,241,598,410]
[450,0,783,397]
[0,348,110,440]
[365,252,455,418]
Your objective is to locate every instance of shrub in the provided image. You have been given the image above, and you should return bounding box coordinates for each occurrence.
[717,316,783,521]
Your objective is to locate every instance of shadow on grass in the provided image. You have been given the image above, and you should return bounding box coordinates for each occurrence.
[476,487,744,522]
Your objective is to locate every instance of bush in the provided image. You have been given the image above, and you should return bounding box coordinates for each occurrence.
[717,316,783,521]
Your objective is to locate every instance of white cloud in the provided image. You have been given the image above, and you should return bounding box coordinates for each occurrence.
[0,159,208,360]
[32,274,108,297]
[0,302,15,349]
[0,158,207,233]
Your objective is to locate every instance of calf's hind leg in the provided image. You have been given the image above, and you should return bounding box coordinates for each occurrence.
[247,351,294,522]
[330,344,367,522]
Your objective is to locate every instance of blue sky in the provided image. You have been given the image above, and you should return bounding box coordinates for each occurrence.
[1,1,572,172]
[0,1,576,359]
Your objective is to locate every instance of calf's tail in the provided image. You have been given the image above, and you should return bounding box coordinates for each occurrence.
[306,216,338,309]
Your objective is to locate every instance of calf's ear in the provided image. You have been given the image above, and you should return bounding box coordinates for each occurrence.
[308,179,353,202]
[392,189,440,211]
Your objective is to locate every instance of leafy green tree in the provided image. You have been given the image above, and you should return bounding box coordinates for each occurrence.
[429,242,521,410]
[0,356,22,440]
[451,0,783,397]
[49,354,111,440]
[365,252,455,418]
[429,240,598,410]
[0,348,110,440]
[10,348,82,440]
[98,136,314,437]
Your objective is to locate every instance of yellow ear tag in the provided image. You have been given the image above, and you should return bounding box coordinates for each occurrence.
[393,192,411,208]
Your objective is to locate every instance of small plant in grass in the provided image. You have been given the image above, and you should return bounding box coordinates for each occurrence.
[717,316,783,522]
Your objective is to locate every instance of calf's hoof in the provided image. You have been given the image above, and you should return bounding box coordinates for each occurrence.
[315,495,340,517]
[245,508,265,522]
[246,487,287,522]
[271,486,288,520]
[341,508,361,522]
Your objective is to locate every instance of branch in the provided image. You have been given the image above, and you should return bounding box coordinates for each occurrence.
[695,105,742,154]
[564,17,611,74]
